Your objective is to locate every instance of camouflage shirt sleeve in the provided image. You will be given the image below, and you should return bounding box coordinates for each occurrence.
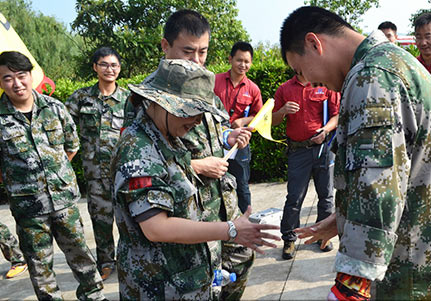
[113,129,175,218]
[123,96,136,128]
[334,67,410,281]
[58,100,80,153]
[42,94,80,153]
[65,91,80,127]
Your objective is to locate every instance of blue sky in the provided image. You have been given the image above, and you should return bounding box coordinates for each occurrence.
[29,0,430,46]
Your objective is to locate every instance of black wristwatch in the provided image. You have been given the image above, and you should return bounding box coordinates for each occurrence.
[227,221,238,242]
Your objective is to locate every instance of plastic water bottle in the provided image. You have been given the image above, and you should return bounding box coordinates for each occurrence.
[212,269,237,286]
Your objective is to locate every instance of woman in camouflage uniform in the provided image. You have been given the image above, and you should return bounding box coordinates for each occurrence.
[111,59,279,300]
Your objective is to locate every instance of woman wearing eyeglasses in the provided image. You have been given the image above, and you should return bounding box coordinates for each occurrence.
[65,46,129,281]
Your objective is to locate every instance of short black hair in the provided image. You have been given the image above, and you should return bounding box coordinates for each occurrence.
[91,47,121,64]
[280,6,354,64]
[378,21,397,32]
[414,13,431,32]
[230,41,253,59]
[164,9,211,46]
[0,51,33,72]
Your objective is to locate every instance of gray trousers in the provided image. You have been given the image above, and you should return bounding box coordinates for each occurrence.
[281,143,335,242]
[228,145,252,214]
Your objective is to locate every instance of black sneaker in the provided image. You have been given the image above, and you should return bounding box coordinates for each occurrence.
[282,241,296,260]
[317,240,333,252]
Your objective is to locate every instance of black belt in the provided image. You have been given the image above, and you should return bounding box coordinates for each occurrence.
[288,139,315,150]
[287,135,330,151]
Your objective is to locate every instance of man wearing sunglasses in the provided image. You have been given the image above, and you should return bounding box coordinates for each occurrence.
[66,46,129,281]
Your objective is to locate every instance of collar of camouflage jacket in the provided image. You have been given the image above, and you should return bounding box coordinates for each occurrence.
[0,90,48,115]
[91,82,123,102]
[351,30,389,69]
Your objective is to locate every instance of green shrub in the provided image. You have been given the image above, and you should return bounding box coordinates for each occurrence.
[404,44,420,58]
[247,54,294,182]
[208,46,294,182]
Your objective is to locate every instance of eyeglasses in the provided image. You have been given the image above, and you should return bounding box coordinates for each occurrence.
[97,63,120,70]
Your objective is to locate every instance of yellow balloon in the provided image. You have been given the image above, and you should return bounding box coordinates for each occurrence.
[0,12,55,96]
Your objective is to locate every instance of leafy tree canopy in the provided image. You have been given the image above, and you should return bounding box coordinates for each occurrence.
[72,0,249,78]
[0,0,84,80]
[304,0,380,27]
[409,0,431,34]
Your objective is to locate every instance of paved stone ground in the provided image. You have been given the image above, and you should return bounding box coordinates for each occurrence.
[0,181,338,300]
[242,182,338,300]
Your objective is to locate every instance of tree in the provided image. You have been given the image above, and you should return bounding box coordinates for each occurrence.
[409,1,431,34]
[72,0,249,78]
[304,0,380,27]
[0,0,84,81]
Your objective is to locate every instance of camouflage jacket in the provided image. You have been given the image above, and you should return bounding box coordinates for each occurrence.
[0,91,81,218]
[66,83,128,179]
[181,106,240,223]
[111,114,212,299]
[124,71,238,223]
[333,30,431,299]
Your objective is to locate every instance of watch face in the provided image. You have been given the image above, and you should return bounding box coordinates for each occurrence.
[229,228,237,239]
[227,221,237,240]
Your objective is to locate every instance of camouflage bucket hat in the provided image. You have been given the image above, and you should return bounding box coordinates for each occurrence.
[128,59,228,119]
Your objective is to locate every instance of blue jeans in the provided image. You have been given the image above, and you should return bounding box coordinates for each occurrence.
[228,145,251,213]
[281,142,334,242]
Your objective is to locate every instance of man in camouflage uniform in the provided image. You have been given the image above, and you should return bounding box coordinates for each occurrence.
[0,51,104,300]
[0,222,27,278]
[123,10,256,300]
[66,47,129,280]
[282,7,431,300]
[112,59,278,300]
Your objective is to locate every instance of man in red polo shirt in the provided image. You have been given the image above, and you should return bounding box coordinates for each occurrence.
[414,13,431,73]
[272,74,340,260]
[214,41,263,213]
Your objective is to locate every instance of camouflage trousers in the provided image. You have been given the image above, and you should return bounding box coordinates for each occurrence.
[207,238,255,301]
[214,176,255,300]
[220,242,255,300]
[207,240,222,299]
[117,241,212,300]
[15,205,104,301]
[0,222,25,266]
[87,178,116,270]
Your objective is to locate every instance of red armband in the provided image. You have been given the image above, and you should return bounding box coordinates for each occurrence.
[129,177,152,191]
[330,272,371,301]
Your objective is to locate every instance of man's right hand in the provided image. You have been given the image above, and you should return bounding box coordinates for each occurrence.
[232,206,281,254]
[191,156,228,178]
[282,101,300,115]
[294,212,338,247]
[227,126,253,149]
